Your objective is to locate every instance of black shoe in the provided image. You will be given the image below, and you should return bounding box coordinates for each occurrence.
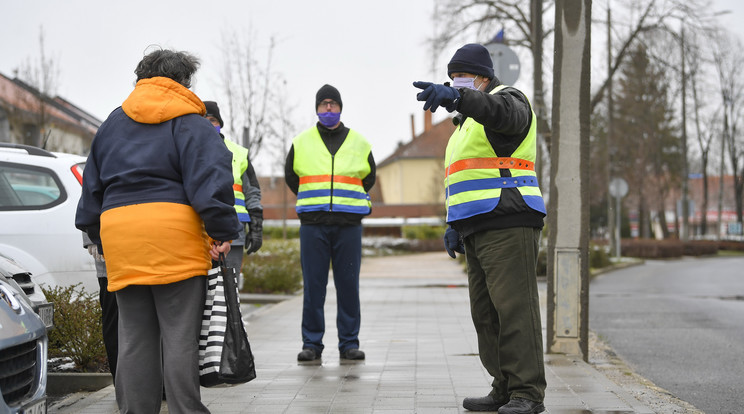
[497,398,545,414]
[463,395,507,411]
[297,348,320,361]
[340,348,365,360]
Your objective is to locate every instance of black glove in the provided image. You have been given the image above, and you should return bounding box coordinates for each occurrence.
[413,81,460,113]
[245,215,263,255]
[443,227,465,259]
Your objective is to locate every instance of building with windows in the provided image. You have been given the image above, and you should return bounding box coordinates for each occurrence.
[0,72,100,155]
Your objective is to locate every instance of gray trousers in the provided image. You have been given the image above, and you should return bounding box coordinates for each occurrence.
[224,244,244,289]
[464,227,546,403]
[115,276,210,414]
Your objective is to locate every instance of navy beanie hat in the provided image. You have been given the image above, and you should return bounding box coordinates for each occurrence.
[447,43,495,80]
[203,101,223,127]
[315,84,343,111]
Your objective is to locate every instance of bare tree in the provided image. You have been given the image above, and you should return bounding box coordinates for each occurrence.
[687,31,717,236]
[431,0,552,164]
[432,0,712,124]
[14,26,59,148]
[711,29,744,232]
[613,43,681,239]
[219,30,279,159]
[268,79,298,239]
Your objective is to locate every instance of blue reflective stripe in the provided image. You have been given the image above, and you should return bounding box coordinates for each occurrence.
[296,202,370,214]
[445,194,547,222]
[333,189,368,200]
[447,198,500,222]
[447,176,539,196]
[332,204,371,214]
[297,189,331,199]
[296,204,329,213]
[524,195,547,214]
[237,212,251,222]
[297,189,367,200]
[235,199,246,208]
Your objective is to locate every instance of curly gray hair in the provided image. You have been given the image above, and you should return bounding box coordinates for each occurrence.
[134,48,200,88]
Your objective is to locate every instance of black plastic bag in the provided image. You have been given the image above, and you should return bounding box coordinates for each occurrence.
[198,257,256,387]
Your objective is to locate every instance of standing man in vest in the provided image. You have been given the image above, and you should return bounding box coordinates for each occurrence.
[284,84,375,363]
[413,44,547,414]
[204,101,263,283]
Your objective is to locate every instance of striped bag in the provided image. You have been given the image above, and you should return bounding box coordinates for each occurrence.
[198,258,256,387]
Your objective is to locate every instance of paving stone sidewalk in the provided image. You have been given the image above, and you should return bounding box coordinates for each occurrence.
[50,252,657,413]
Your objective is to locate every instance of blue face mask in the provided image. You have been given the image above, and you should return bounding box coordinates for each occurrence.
[317,111,341,127]
[214,125,221,134]
[452,76,484,90]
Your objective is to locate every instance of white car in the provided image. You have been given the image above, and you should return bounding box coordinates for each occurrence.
[0,143,97,294]
[0,252,53,329]
[0,274,49,414]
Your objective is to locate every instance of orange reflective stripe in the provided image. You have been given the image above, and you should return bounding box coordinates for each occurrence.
[333,175,363,186]
[299,175,331,184]
[446,157,534,176]
[299,175,330,184]
[299,175,362,186]
[232,183,242,192]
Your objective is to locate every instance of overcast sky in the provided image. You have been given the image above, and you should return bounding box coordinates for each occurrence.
[1,0,450,175]
[2,0,743,175]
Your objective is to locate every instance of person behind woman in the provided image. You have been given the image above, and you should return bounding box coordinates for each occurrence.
[75,47,240,414]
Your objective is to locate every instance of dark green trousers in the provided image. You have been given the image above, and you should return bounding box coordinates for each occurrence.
[464,226,546,403]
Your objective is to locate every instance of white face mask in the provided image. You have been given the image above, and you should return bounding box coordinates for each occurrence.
[452,76,485,91]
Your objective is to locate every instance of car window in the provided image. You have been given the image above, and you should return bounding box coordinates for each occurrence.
[0,163,66,210]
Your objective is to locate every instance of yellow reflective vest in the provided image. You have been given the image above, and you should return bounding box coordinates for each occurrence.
[224,139,251,223]
[292,127,372,215]
[444,85,546,223]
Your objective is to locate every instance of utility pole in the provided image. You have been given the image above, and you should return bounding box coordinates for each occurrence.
[607,4,616,255]
[547,0,591,361]
[531,0,546,186]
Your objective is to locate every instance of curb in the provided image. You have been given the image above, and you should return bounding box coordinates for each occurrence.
[239,293,295,304]
[47,372,112,396]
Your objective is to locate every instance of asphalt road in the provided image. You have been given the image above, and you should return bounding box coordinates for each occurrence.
[589,256,744,414]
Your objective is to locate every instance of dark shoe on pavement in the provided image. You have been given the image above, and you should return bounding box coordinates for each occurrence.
[297,348,320,361]
[497,398,545,414]
[463,395,507,411]
[339,348,365,360]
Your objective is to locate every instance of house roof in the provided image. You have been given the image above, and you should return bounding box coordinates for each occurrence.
[377,115,455,168]
[0,72,101,135]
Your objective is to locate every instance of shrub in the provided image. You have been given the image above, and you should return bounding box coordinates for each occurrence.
[621,238,724,258]
[719,240,744,252]
[402,225,447,240]
[263,226,300,240]
[682,240,719,256]
[241,239,303,294]
[536,243,610,276]
[621,239,684,258]
[590,244,612,269]
[41,283,107,372]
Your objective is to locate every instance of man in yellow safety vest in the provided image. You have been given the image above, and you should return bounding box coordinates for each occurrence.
[413,43,547,414]
[284,84,375,363]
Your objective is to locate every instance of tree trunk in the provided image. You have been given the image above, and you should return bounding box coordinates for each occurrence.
[701,160,709,235]
[658,196,670,239]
